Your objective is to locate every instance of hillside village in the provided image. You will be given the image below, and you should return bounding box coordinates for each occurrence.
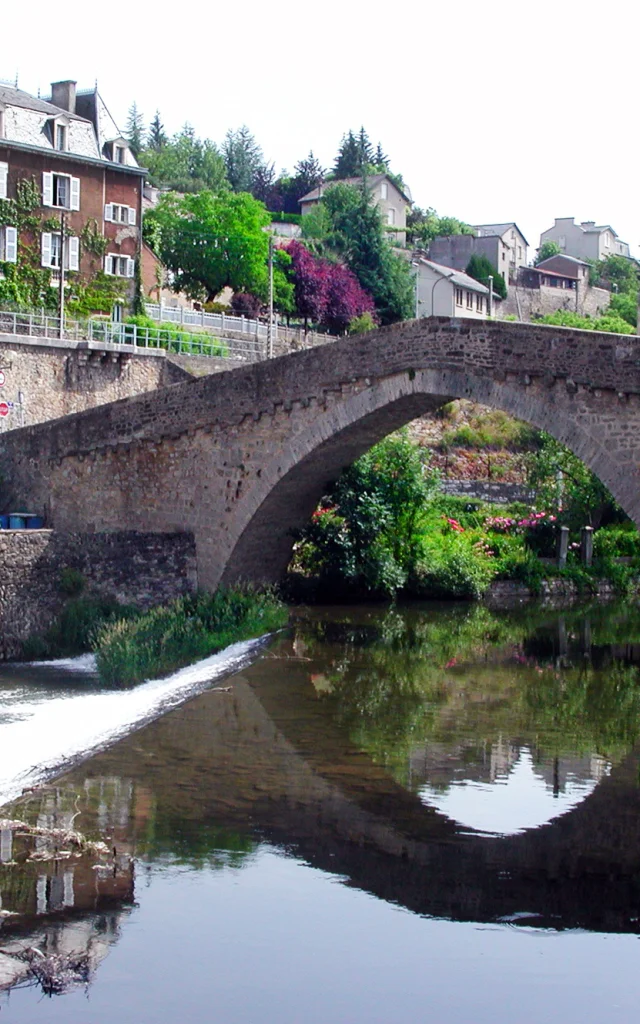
[0,77,637,341]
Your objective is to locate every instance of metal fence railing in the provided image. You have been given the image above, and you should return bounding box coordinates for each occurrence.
[0,309,264,362]
[144,302,330,348]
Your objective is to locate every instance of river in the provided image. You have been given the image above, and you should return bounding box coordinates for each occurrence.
[2,600,640,1022]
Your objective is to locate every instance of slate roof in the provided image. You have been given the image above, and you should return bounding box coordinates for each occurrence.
[300,174,412,206]
[474,222,530,246]
[415,258,491,295]
[0,84,90,122]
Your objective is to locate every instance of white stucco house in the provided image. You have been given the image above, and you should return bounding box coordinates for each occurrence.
[413,257,493,319]
[539,218,631,261]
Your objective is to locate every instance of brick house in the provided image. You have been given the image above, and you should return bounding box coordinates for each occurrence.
[0,80,145,307]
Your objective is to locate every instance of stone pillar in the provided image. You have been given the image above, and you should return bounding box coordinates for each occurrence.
[557,525,569,567]
[580,526,594,567]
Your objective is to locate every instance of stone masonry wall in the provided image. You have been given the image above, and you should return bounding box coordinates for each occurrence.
[0,334,190,430]
[2,317,640,591]
[500,284,611,321]
[0,530,197,659]
[440,481,533,504]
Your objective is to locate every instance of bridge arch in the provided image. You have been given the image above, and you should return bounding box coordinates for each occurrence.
[220,364,634,586]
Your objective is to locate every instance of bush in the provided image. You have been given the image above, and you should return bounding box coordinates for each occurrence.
[594,525,640,559]
[231,292,263,318]
[22,597,133,659]
[411,531,495,599]
[348,311,378,334]
[58,567,85,596]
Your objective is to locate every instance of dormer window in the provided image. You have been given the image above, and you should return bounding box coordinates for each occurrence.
[114,144,126,164]
[56,123,67,151]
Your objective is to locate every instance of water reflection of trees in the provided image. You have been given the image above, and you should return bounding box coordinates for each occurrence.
[297,603,640,787]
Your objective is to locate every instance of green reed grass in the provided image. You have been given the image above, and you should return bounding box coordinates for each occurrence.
[93,586,288,686]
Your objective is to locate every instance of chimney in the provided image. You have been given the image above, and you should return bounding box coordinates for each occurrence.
[51,80,77,114]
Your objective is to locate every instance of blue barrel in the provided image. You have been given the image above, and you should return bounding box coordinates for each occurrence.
[9,515,26,529]
[0,515,8,529]
[26,515,45,529]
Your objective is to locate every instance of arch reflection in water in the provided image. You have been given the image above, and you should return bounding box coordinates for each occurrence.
[420,745,610,835]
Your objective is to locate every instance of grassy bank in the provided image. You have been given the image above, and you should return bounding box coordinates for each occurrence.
[23,586,288,686]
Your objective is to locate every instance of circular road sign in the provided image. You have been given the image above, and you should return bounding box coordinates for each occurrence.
[0,402,9,417]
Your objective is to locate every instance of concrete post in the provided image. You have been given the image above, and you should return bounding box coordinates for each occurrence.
[580,526,594,567]
[557,525,569,567]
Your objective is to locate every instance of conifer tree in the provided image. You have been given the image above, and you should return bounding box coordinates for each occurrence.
[125,102,145,158]
[148,110,167,151]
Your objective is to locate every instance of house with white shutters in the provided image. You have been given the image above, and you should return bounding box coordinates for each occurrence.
[0,78,144,301]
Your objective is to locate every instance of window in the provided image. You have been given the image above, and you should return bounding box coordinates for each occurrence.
[476,294,483,312]
[558,235,565,248]
[466,291,473,308]
[104,203,136,226]
[42,171,80,210]
[104,253,135,277]
[55,124,67,151]
[0,161,7,200]
[603,232,610,248]
[455,287,463,306]
[387,208,396,226]
[114,145,126,164]
[518,246,522,259]
[380,182,388,200]
[40,232,79,271]
[0,225,17,263]
[0,108,4,138]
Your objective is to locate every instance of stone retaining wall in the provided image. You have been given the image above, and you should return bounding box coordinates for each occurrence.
[0,334,190,430]
[485,578,618,609]
[0,530,197,659]
[440,480,534,504]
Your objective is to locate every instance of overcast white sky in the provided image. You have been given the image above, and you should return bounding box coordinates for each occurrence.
[4,0,637,257]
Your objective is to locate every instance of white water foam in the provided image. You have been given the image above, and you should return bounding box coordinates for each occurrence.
[0,636,267,810]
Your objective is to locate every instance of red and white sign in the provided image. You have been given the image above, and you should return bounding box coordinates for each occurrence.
[0,371,5,388]
[0,402,9,417]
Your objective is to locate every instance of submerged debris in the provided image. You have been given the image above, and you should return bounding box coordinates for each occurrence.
[9,946,91,996]
[0,819,110,858]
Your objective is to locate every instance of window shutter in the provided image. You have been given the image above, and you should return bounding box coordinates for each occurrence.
[0,162,7,200]
[104,254,113,275]
[42,171,54,207]
[104,203,113,222]
[68,236,79,271]
[128,206,136,226]
[70,177,80,211]
[5,226,17,263]
[41,232,52,268]
[126,256,135,278]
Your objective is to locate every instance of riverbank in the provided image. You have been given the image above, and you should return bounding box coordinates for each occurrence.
[20,586,288,687]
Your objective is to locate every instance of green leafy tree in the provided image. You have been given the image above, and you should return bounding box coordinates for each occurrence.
[144,190,270,301]
[609,291,637,327]
[298,432,439,596]
[222,126,264,194]
[141,125,228,193]
[594,254,639,294]
[539,309,635,334]
[466,253,507,300]
[407,206,473,249]
[534,240,561,265]
[125,102,145,158]
[322,181,414,323]
[527,431,621,530]
[147,111,167,151]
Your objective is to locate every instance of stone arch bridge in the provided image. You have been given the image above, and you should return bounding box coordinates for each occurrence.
[2,317,639,589]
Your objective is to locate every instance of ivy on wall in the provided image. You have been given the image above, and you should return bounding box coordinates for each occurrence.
[0,177,131,316]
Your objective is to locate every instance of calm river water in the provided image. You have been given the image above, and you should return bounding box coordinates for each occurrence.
[2,601,640,1022]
